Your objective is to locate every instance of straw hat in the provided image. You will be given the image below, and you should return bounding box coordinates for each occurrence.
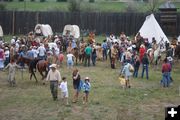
[85,77,89,80]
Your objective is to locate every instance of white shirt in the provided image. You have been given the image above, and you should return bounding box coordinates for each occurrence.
[32,49,38,58]
[67,54,74,61]
[4,50,10,58]
[59,81,68,92]
[46,69,61,82]
[11,39,15,44]
[37,46,46,56]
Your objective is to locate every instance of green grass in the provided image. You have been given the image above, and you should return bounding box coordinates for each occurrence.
[0,55,180,120]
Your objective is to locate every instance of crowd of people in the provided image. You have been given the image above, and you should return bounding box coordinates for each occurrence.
[0,30,179,102]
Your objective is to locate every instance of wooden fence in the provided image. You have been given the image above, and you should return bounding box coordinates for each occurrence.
[0,11,179,36]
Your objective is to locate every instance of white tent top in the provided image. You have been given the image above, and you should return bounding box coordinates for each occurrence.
[178,35,180,42]
[139,14,169,43]
[35,24,53,37]
[63,25,80,39]
[0,25,3,37]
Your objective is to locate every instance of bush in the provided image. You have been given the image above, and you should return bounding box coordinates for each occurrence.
[40,0,45,2]
[89,0,95,3]
[68,0,82,12]
[31,0,35,2]
[0,3,6,10]
[19,0,24,1]
[57,0,67,2]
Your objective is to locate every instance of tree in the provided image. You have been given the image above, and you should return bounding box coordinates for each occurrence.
[68,0,83,12]
[147,0,163,12]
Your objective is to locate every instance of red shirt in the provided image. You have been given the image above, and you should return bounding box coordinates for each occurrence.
[162,63,171,73]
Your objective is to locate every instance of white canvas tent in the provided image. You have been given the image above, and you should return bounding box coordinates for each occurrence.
[178,35,180,42]
[139,14,169,43]
[63,25,80,39]
[35,24,53,37]
[0,25,3,37]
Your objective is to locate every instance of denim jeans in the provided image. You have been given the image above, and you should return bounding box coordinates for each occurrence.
[50,81,58,100]
[133,67,139,77]
[141,64,149,80]
[162,72,170,87]
[91,54,96,66]
[103,49,107,60]
[84,54,90,67]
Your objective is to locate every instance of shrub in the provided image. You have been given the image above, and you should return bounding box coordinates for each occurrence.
[31,0,35,2]
[89,0,95,3]
[57,0,67,2]
[68,0,82,12]
[19,0,24,1]
[40,0,46,2]
[0,3,6,10]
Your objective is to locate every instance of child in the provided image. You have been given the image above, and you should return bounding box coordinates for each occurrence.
[4,59,21,87]
[59,77,69,105]
[122,61,132,88]
[82,77,91,104]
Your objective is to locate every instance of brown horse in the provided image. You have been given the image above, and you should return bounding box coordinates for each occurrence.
[36,60,49,81]
[16,56,39,82]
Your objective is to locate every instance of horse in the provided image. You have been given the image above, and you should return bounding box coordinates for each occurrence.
[36,60,49,82]
[16,56,40,82]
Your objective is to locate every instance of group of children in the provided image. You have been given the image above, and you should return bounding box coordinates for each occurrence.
[59,76,91,105]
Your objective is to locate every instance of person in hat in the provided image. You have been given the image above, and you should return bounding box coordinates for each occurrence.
[122,60,133,88]
[46,64,62,101]
[82,77,91,104]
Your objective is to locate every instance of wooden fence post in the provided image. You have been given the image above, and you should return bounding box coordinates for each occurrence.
[12,11,15,35]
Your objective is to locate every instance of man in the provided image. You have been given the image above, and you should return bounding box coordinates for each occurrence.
[46,64,61,101]
[37,43,46,60]
[111,44,118,69]
[101,40,108,60]
[84,44,92,67]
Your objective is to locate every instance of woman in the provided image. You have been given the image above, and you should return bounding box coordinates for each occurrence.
[72,69,81,103]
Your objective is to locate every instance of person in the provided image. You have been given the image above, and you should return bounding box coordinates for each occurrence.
[133,56,140,78]
[58,51,64,65]
[46,51,53,71]
[4,47,10,67]
[66,51,75,69]
[82,77,91,104]
[101,40,108,60]
[141,53,149,80]
[46,64,62,101]
[91,46,97,66]
[122,61,132,88]
[37,43,46,60]
[139,44,146,63]
[72,69,81,103]
[111,44,118,69]
[161,58,171,87]
[4,59,21,87]
[84,44,92,67]
[0,45,5,70]
[59,77,69,105]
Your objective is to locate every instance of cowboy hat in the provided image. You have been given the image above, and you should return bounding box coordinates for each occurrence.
[85,77,89,80]
[49,64,57,68]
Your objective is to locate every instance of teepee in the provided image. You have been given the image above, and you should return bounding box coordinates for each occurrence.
[139,14,169,43]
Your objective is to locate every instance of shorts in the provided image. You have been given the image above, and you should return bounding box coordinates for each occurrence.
[61,91,68,98]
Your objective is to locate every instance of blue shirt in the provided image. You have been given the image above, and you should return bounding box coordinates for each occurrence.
[102,42,107,50]
[82,82,91,92]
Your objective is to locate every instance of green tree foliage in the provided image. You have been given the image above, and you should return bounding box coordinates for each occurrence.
[57,0,67,2]
[0,3,6,10]
[68,0,82,12]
